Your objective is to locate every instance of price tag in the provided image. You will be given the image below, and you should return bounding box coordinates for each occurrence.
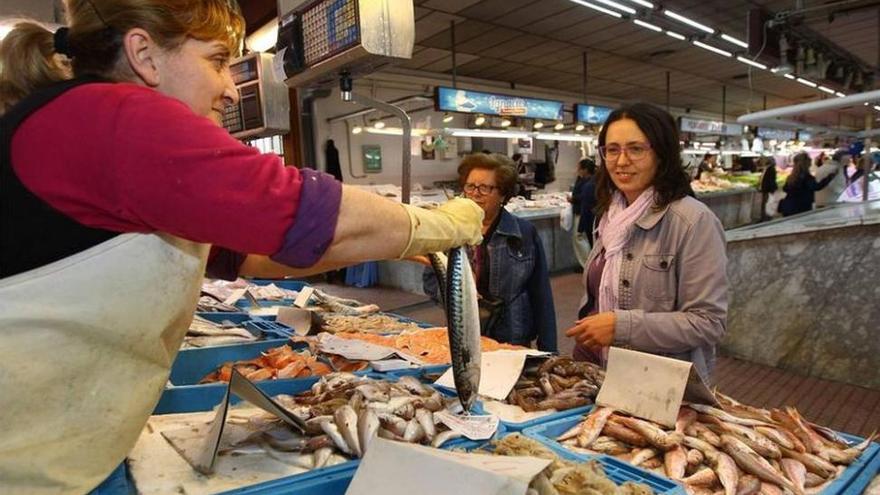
[293,286,315,308]
[434,409,499,441]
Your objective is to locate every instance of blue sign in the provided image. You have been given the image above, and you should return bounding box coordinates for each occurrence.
[757,127,797,141]
[575,104,613,124]
[435,87,564,120]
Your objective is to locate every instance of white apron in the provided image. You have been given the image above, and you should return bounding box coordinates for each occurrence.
[0,233,209,494]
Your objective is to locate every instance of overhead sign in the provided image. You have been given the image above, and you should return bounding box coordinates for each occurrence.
[758,127,797,141]
[575,104,614,124]
[679,117,743,136]
[435,87,564,120]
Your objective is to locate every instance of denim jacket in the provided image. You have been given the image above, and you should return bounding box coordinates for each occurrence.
[424,209,557,351]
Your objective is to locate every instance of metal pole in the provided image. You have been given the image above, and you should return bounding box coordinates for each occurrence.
[350,92,413,203]
[665,71,670,112]
[450,20,457,88]
[763,94,767,110]
[864,113,872,201]
[722,85,727,123]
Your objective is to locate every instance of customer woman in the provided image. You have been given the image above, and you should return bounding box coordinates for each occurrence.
[564,103,728,383]
[778,152,837,216]
[0,2,482,493]
[424,153,557,351]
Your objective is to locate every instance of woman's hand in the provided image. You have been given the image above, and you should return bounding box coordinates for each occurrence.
[565,312,616,348]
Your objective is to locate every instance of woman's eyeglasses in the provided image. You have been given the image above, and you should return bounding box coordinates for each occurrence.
[463,183,498,195]
[598,142,652,162]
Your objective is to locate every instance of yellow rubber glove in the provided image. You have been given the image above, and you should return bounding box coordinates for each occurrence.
[398,198,484,258]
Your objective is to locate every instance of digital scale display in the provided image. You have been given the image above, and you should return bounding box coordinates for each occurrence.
[301,0,360,66]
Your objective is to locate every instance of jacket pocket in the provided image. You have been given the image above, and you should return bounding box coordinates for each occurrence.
[640,254,676,302]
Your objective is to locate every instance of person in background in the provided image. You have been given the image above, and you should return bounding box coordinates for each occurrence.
[423,153,557,352]
[778,152,838,216]
[570,158,597,266]
[694,151,718,180]
[758,156,778,221]
[0,2,483,492]
[564,103,727,383]
[814,150,845,208]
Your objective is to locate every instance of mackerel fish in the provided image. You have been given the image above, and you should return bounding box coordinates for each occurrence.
[443,247,481,412]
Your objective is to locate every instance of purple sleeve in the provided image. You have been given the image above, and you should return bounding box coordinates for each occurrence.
[269,169,342,268]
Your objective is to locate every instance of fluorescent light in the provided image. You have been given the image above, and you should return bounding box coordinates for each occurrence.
[664,9,714,34]
[836,92,846,97]
[770,68,779,73]
[783,74,795,80]
[450,129,530,139]
[575,123,585,131]
[554,122,565,130]
[373,120,385,129]
[665,30,686,41]
[474,115,486,126]
[633,19,662,32]
[569,0,623,18]
[500,118,512,127]
[736,56,766,69]
[818,86,836,95]
[796,78,817,88]
[365,127,428,136]
[721,33,748,49]
[351,126,363,135]
[533,121,544,129]
[535,133,594,142]
[442,113,454,123]
[592,0,636,14]
[873,106,880,112]
[693,41,731,57]
[627,0,654,7]
[245,19,279,52]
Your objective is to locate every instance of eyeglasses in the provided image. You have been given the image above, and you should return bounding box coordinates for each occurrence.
[463,183,498,195]
[598,142,652,163]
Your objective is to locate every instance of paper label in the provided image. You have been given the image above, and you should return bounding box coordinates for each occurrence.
[276,307,313,336]
[293,286,315,308]
[434,409,499,441]
[434,350,542,401]
[317,333,423,364]
[222,288,247,305]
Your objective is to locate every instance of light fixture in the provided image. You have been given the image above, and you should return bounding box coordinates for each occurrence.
[449,129,530,139]
[783,74,796,80]
[245,19,279,52]
[351,125,363,134]
[665,30,686,41]
[873,106,880,112]
[373,120,386,129]
[442,113,454,123]
[835,92,846,97]
[796,77,817,88]
[569,0,623,18]
[736,56,766,70]
[721,33,748,49]
[474,115,486,126]
[533,121,544,129]
[693,41,731,57]
[500,118,512,127]
[633,19,662,32]
[575,123,585,131]
[534,133,594,142]
[365,127,429,136]
[664,10,714,34]
[554,122,565,130]
[817,85,835,95]
[591,0,636,14]
[626,0,654,7]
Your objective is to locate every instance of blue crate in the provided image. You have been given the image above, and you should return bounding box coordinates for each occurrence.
[819,432,880,495]
[192,312,295,341]
[217,464,357,495]
[170,339,308,386]
[234,280,307,310]
[523,415,685,494]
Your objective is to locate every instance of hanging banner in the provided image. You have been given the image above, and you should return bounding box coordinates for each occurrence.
[679,117,743,136]
[575,104,613,124]
[435,87,564,120]
[758,127,797,141]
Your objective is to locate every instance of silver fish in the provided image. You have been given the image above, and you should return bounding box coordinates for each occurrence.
[431,429,462,448]
[357,408,380,454]
[320,421,352,456]
[444,246,481,412]
[334,405,361,457]
[313,447,332,468]
[415,408,436,442]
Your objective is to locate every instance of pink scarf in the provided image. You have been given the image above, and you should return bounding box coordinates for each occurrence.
[596,187,655,312]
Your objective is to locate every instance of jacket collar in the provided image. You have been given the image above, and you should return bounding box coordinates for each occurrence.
[494,209,523,239]
[635,202,672,231]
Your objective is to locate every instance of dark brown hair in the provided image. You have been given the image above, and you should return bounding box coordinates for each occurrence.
[785,152,812,188]
[595,102,691,217]
[457,153,518,202]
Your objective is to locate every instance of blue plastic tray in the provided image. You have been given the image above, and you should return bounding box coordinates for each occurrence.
[234,279,307,309]
[192,312,295,341]
[523,415,686,494]
[217,463,356,495]
[170,339,309,386]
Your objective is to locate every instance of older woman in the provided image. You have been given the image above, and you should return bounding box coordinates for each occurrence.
[425,153,557,351]
[564,103,728,382]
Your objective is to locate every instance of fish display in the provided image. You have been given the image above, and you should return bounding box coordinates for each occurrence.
[318,313,422,335]
[333,327,524,364]
[183,315,257,348]
[443,246,482,413]
[505,356,604,412]
[555,398,875,495]
[199,345,368,383]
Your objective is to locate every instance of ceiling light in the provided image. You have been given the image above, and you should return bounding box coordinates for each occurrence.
[665,30,686,41]
[365,127,429,136]
[569,0,623,18]
[796,77,817,88]
[554,122,565,130]
[721,33,748,49]
[783,74,796,80]
[835,92,846,97]
[535,133,594,142]
[474,115,486,126]
[664,10,714,34]
[693,41,731,57]
[736,56,766,70]
[373,120,385,129]
[575,123,585,131]
[627,0,654,7]
[770,68,779,73]
[351,126,363,134]
[633,19,662,32]
[591,0,636,14]
[449,129,530,139]
[817,85,835,95]
[533,121,544,129]
[442,113,454,123]
[874,106,880,112]
[500,118,512,127]
[245,19,279,52]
